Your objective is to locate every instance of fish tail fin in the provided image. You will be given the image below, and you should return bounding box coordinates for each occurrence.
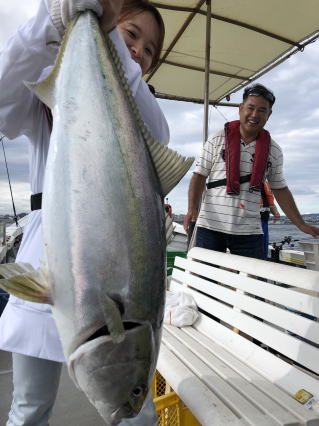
[0,263,52,304]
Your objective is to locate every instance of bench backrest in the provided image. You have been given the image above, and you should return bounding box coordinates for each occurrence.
[170,247,319,399]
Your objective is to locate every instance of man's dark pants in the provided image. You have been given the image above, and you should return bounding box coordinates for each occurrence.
[196,227,264,259]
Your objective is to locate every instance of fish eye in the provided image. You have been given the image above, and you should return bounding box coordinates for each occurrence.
[131,385,145,398]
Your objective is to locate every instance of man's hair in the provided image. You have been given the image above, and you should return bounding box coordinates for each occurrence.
[243,84,275,107]
[118,0,165,73]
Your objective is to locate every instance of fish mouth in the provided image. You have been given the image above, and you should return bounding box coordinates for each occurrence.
[68,321,154,424]
[68,321,154,386]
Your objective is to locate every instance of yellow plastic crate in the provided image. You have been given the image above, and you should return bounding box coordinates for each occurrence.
[152,371,201,426]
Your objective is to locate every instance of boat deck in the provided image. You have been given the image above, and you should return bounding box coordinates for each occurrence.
[0,350,105,425]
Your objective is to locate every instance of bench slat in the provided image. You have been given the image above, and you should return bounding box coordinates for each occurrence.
[183,326,319,425]
[170,279,319,375]
[177,324,319,425]
[172,268,319,343]
[194,312,319,413]
[157,343,248,426]
[162,328,283,426]
[164,325,302,426]
[172,260,319,317]
[176,248,319,292]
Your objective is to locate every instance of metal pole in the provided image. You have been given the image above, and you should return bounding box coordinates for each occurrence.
[203,0,212,143]
[1,136,19,226]
[189,0,212,251]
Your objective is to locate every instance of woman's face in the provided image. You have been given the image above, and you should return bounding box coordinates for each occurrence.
[117,11,160,75]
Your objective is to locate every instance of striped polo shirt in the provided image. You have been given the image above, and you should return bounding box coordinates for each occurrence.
[194,128,287,235]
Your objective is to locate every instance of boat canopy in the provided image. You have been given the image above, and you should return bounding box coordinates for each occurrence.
[147,1,319,106]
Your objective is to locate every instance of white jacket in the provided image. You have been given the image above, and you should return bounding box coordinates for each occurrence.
[0,0,169,362]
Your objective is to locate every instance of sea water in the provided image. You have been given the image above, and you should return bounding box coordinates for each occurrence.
[268,223,316,250]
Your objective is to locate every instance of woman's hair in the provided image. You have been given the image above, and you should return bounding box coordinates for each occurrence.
[118,0,165,72]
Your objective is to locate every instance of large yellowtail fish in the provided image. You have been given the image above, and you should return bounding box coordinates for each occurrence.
[0,11,193,425]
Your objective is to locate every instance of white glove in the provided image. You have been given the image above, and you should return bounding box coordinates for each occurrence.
[61,0,103,27]
[49,0,103,36]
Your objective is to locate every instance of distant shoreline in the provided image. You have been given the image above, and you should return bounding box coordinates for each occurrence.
[1,212,319,226]
[0,213,28,225]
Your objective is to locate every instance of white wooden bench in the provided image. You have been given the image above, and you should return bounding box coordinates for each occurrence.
[158,247,319,426]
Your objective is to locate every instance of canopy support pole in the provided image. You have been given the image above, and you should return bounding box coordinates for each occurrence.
[203,0,212,143]
[188,0,212,252]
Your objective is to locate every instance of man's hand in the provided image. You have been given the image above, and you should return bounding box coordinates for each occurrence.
[183,210,198,233]
[164,204,172,218]
[272,187,318,238]
[270,206,280,223]
[298,223,319,238]
[183,173,206,233]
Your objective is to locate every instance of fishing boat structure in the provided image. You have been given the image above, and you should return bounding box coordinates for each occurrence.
[167,222,187,252]
[0,215,28,264]
[0,215,28,316]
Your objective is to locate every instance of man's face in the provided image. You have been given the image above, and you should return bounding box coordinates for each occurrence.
[239,95,272,139]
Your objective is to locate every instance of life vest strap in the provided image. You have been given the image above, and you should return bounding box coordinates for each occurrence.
[206,174,252,190]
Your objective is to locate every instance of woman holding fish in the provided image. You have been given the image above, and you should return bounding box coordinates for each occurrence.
[0,0,169,425]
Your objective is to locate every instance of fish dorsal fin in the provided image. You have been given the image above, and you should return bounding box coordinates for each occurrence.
[24,15,78,108]
[97,20,195,196]
[0,263,52,304]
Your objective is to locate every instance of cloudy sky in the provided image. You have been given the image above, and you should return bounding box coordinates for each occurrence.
[1,1,319,216]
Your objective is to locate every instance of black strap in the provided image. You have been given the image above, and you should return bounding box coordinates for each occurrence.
[260,183,269,208]
[148,84,156,95]
[206,174,252,189]
[30,193,42,211]
[260,210,270,220]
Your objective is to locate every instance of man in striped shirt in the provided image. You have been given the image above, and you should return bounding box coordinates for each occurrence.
[184,84,319,259]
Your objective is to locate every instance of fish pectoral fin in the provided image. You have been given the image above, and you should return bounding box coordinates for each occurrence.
[102,295,125,344]
[0,263,52,304]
